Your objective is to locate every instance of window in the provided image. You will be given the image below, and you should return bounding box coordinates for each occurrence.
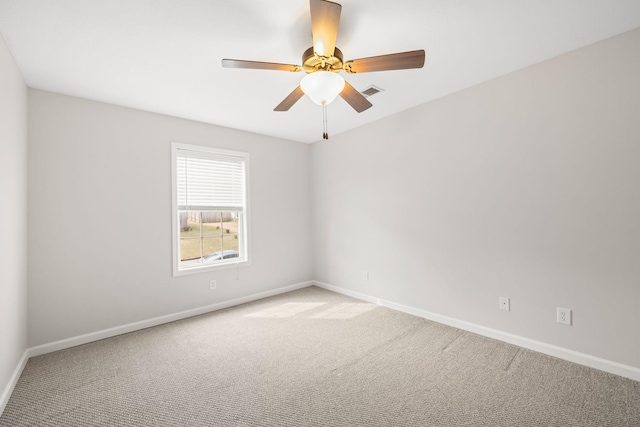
[171,142,250,275]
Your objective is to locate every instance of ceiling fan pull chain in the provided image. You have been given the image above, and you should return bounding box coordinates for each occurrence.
[323,102,328,139]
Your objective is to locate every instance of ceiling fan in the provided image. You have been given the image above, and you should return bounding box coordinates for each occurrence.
[222,0,426,138]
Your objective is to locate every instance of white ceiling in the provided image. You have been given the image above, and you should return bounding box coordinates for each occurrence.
[1,1,640,144]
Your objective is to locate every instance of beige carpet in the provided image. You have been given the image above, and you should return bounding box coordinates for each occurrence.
[1,286,639,426]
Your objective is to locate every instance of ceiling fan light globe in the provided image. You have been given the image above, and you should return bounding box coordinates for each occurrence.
[300,71,345,105]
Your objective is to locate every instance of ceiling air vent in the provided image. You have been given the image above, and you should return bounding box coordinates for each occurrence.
[360,85,384,98]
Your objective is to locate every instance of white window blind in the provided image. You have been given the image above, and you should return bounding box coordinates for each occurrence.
[176,150,246,211]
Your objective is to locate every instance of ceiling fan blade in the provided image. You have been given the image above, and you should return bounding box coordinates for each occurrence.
[339,81,372,113]
[343,50,426,73]
[222,59,302,72]
[310,0,341,57]
[274,86,305,111]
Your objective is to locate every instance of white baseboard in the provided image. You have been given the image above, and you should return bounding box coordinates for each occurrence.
[28,281,314,358]
[313,281,640,382]
[0,349,29,416]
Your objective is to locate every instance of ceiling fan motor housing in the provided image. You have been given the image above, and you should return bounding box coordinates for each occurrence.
[303,46,344,72]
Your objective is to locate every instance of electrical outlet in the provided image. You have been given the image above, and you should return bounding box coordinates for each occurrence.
[363,271,369,281]
[499,297,510,311]
[557,307,571,325]
[209,280,217,290]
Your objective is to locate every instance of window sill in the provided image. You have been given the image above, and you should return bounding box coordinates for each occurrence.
[173,259,251,277]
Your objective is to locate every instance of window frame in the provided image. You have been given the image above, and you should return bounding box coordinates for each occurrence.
[171,142,251,276]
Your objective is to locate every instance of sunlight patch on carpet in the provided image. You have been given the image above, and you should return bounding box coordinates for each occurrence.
[245,302,327,318]
[310,302,377,319]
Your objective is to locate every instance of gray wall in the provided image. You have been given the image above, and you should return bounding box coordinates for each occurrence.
[27,90,313,346]
[311,29,640,369]
[0,35,28,400]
